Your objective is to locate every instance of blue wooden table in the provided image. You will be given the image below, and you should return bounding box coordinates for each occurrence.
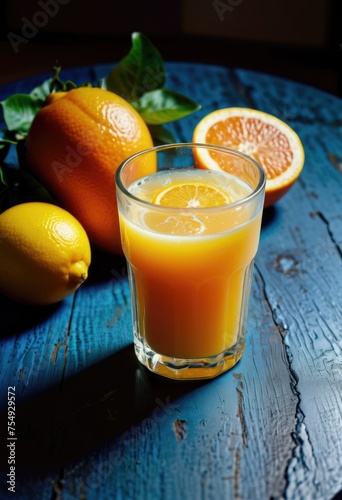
[0,62,342,500]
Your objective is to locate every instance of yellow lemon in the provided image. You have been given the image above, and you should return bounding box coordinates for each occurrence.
[0,202,91,305]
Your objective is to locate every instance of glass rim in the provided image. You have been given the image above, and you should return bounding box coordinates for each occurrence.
[115,142,266,212]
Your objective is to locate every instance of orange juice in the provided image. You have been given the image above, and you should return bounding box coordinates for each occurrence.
[118,169,262,361]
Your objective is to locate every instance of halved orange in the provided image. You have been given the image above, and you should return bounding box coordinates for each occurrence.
[154,182,231,208]
[193,108,305,208]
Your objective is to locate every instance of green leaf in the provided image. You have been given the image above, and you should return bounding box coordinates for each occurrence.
[148,124,176,145]
[106,32,166,102]
[0,165,7,187]
[1,94,40,134]
[29,78,52,102]
[0,78,52,136]
[136,88,201,125]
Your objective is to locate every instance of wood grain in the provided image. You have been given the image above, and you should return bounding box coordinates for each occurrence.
[0,63,341,500]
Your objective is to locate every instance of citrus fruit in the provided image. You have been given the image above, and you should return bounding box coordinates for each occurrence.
[154,182,231,207]
[26,87,154,254]
[0,202,91,305]
[192,107,305,208]
[138,172,235,236]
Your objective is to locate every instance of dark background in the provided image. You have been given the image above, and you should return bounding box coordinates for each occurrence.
[0,0,341,96]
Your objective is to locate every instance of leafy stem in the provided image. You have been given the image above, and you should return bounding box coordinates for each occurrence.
[0,32,201,213]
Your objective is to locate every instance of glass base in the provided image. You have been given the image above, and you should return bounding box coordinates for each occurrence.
[134,337,245,381]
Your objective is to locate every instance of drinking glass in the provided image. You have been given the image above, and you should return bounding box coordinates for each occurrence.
[115,143,265,380]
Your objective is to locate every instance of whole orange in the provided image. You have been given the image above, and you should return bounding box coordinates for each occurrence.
[26,87,154,254]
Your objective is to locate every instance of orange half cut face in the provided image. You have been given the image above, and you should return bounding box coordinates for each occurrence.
[193,107,305,208]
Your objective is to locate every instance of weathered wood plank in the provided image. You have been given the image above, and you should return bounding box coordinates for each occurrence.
[236,68,342,499]
[0,63,341,500]
[0,296,74,405]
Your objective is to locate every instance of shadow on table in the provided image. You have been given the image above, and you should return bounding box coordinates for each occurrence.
[0,295,63,338]
[0,344,204,473]
[0,250,126,339]
[261,205,279,230]
[86,248,127,284]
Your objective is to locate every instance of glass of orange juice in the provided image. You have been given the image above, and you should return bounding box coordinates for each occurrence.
[115,143,265,380]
